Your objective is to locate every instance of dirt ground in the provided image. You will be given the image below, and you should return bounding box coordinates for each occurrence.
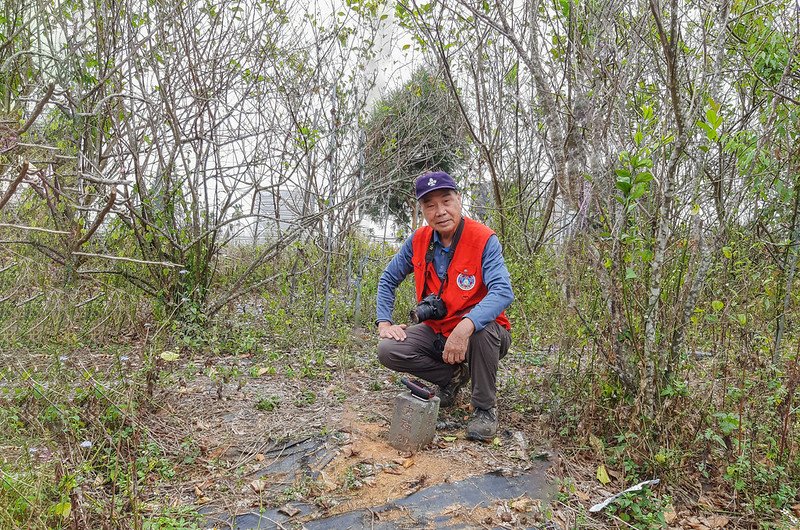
[135,337,580,527]
[96,332,788,529]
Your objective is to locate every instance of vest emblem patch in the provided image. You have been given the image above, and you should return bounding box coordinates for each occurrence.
[456,273,476,291]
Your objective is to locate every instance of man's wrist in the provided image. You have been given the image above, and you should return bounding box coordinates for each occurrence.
[376,320,393,328]
[459,317,476,335]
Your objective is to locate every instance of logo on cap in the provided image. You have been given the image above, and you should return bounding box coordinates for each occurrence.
[428,178,437,187]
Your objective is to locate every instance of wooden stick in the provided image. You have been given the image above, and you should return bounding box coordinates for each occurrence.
[71,252,184,268]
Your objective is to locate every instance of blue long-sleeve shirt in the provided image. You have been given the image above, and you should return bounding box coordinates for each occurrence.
[376,230,514,332]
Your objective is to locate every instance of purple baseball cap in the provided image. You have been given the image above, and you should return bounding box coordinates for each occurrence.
[415,171,458,200]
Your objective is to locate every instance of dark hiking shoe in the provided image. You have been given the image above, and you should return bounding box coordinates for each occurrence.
[466,407,498,441]
[437,363,469,408]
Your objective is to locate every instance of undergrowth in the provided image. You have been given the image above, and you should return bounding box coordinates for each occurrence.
[1,234,798,528]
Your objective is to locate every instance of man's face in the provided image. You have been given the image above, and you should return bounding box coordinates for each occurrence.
[419,189,462,239]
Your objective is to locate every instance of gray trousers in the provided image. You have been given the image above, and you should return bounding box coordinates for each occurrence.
[377,321,511,410]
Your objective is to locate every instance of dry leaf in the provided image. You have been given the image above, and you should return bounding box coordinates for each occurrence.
[510,496,534,513]
[160,350,179,362]
[278,504,301,517]
[664,504,677,524]
[792,503,800,518]
[441,504,464,516]
[402,474,427,495]
[574,489,590,502]
[255,453,265,462]
[402,458,415,468]
[207,446,226,459]
[685,516,710,530]
[589,434,605,455]
[197,496,212,504]
[596,464,611,485]
[249,479,267,493]
[194,486,204,497]
[705,515,730,528]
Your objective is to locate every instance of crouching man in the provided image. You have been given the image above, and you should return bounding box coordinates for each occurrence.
[375,171,514,441]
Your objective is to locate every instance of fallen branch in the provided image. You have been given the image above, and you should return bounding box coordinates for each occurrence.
[15,292,44,307]
[71,251,184,268]
[76,293,105,308]
[589,479,661,513]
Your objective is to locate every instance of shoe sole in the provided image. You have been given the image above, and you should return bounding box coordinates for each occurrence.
[465,430,496,442]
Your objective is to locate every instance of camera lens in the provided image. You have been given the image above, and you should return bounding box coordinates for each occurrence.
[409,295,446,324]
[415,303,434,322]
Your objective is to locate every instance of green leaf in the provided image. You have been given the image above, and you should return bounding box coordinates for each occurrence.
[714,412,739,436]
[615,180,632,195]
[625,267,638,279]
[705,107,719,128]
[629,183,647,201]
[615,168,631,179]
[504,63,518,85]
[736,313,747,326]
[443,435,457,442]
[711,300,724,312]
[722,246,733,259]
[697,120,717,141]
[53,501,71,519]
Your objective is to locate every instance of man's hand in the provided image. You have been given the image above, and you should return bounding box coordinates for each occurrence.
[442,318,475,364]
[378,321,408,341]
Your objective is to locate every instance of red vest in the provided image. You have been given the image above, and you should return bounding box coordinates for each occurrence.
[411,217,511,337]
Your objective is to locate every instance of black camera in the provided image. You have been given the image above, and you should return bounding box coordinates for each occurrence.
[409,294,447,324]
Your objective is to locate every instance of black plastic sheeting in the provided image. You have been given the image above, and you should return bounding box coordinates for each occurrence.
[201,437,553,530]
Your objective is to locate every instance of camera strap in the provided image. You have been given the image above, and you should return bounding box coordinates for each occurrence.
[423,218,465,297]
